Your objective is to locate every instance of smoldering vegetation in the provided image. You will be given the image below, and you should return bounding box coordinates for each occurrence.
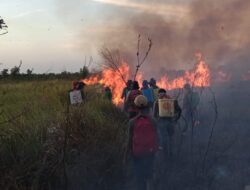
[150,80,250,190]
[0,80,250,190]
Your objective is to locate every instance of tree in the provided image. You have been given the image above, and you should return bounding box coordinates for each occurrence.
[0,17,8,35]
[80,66,89,79]
[26,68,33,75]
[10,66,20,76]
[1,69,8,77]
[10,61,22,76]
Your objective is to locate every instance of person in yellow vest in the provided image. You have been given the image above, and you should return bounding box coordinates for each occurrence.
[153,88,182,158]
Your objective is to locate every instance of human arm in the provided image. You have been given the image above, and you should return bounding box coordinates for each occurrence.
[173,100,182,121]
[153,100,159,119]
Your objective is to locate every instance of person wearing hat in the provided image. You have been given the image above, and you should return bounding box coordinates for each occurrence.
[126,95,160,190]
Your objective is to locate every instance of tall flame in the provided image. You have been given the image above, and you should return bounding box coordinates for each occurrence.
[83,54,211,105]
[83,63,129,105]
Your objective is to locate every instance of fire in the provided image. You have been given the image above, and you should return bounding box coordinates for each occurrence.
[157,53,210,90]
[83,63,129,105]
[83,54,211,105]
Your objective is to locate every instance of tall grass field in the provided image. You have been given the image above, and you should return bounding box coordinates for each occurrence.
[0,80,128,190]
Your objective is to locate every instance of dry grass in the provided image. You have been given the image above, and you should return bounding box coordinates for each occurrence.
[0,80,128,190]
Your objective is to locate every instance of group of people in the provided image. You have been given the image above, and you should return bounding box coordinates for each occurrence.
[122,78,199,190]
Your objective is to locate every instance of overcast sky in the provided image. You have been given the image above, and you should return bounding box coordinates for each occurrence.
[0,0,190,73]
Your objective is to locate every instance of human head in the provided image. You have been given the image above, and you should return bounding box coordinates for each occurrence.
[126,80,132,88]
[158,88,167,98]
[105,86,111,92]
[149,78,156,87]
[134,95,148,109]
[72,81,78,90]
[142,80,149,89]
[158,88,166,94]
[184,83,191,92]
[132,81,140,90]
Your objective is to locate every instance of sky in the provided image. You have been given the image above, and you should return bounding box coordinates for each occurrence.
[0,0,249,78]
[0,0,190,73]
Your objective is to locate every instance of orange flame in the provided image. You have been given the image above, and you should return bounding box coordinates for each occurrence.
[157,53,210,90]
[83,63,129,105]
[83,54,211,105]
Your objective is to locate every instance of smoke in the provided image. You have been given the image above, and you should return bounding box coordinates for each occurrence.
[57,0,250,80]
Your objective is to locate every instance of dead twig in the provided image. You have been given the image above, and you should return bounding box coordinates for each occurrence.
[202,87,218,173]
[101,48,127,85]
[134,35,152,80]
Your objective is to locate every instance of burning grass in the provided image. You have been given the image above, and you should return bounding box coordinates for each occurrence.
[83,53,211,105]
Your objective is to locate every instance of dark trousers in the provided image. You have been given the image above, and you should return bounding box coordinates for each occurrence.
[157,118,175,157]
[133,154,154,190]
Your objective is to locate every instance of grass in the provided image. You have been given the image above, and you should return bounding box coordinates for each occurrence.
[0,80,128,190]
[1,80,248,190]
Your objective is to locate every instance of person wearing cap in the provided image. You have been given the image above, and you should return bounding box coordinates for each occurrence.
[126,95,160,190]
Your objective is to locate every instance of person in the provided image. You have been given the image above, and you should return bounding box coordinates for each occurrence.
[77,80,85,90]
[69,80,84,104]
[72,80,79,90]
[182,83,200,129]
[77,80,86,99]
[121,80,133,112]
[153,88,182,158]
[104,86,112,101]
[126,81,142,119]
[127,95,159,190]
[141,80,155,110]
[149,78,159,100]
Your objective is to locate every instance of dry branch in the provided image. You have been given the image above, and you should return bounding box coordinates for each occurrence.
[101,47,127,85]
[202,87,218,173]
[134,35,152,80]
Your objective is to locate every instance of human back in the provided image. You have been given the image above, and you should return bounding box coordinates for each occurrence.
[127,95,159,190]
[126,81,142,119]
[141,80,154,108]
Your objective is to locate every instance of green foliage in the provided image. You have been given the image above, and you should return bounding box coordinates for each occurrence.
[80,65,89,79]
[10,66,20,76]
[1,68,8,77]
[0,80,128,189]
[26,69,33,75]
